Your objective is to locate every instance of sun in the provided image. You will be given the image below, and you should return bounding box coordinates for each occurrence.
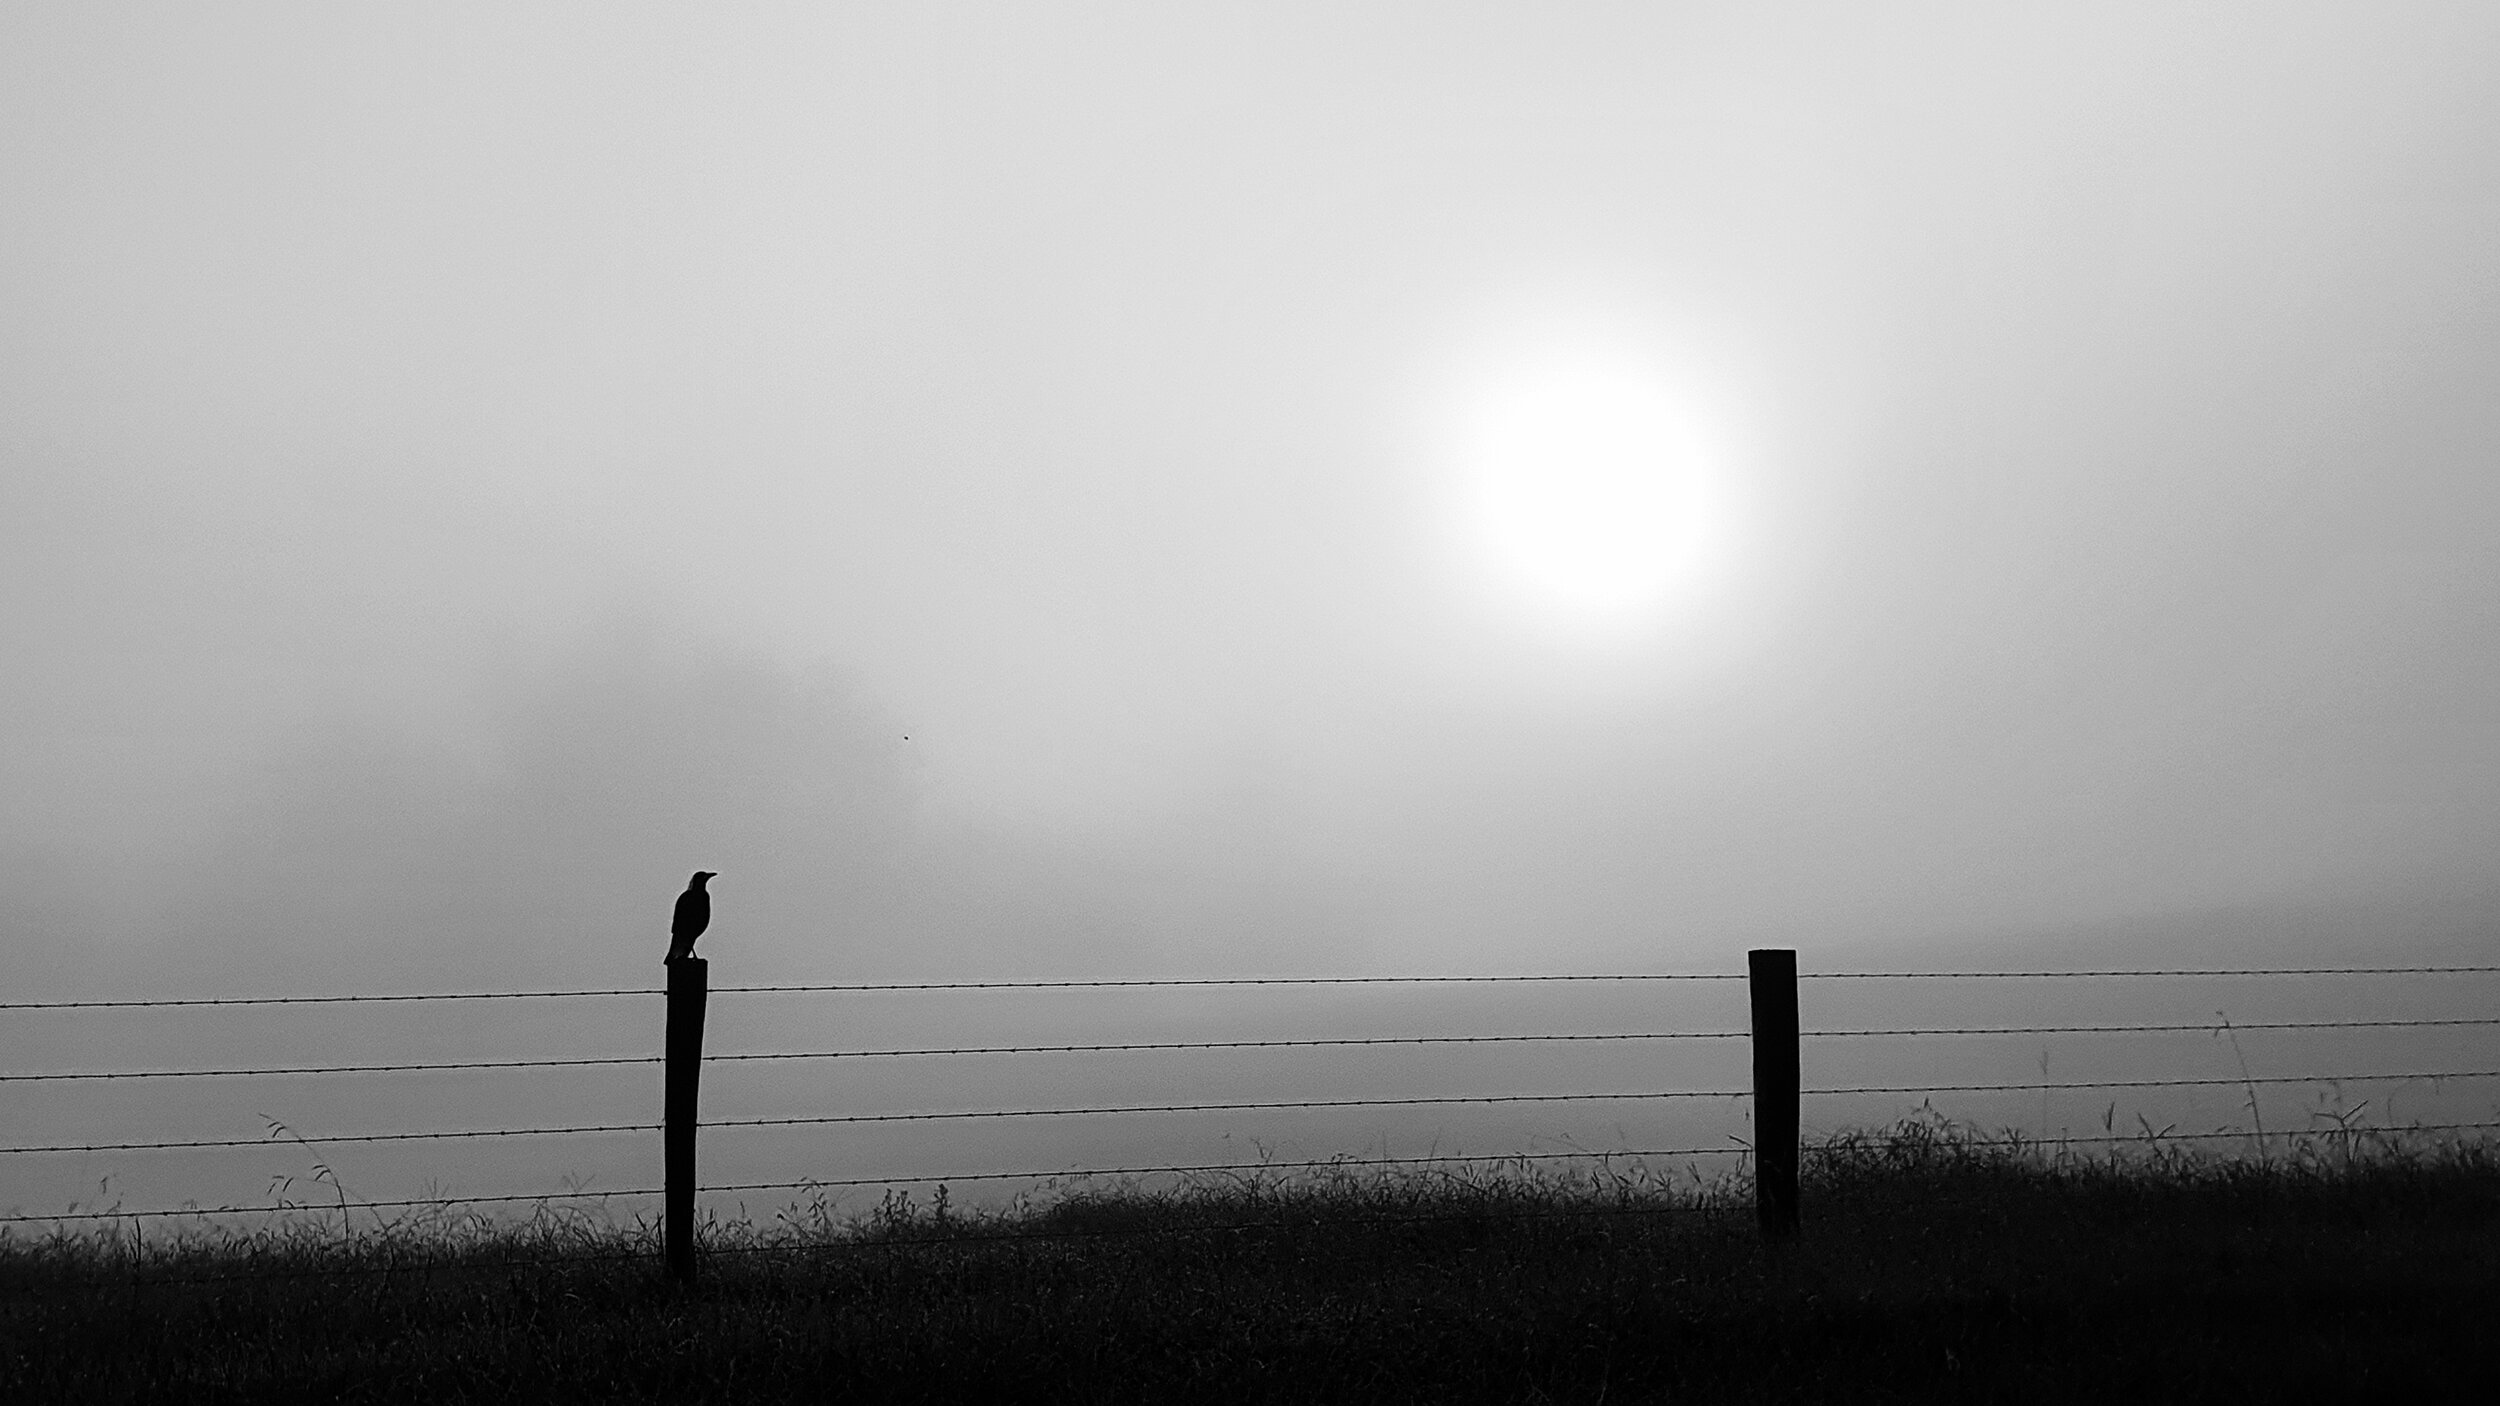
[1450,345,1721,624]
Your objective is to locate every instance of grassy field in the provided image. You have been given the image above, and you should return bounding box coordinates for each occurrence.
[5,1119,2494,1403]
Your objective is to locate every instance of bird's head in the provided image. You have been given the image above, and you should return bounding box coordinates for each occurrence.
[691,871,717,888]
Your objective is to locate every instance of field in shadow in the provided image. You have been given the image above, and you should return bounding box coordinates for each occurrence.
[5,1118,2494,1403]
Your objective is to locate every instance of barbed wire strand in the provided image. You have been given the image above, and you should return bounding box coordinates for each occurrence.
[0,1146,1759,1224]
[700,1090,1751,1133]
[19,1015,2500,1084]
[13,1069,2499,1156]
[696,1072,2500,1132]
[0,989,653,1011]
[16,964,2498,1010]
[0,1122,657,1156]
[0,1091,1750,1155]
[1805,1018,2500,1037]
[0,974,1740,1011]
[24,1120,2500,1228]
[1803,966,2500,980]
[22,1119,2500,1229]
[718,975,1746,992]
[0,1032,1739,1083]
[65,1109,2500,1299]
[1804,1070,2500,1097]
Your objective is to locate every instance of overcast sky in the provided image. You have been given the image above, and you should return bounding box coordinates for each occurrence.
[6,2,2498,1003]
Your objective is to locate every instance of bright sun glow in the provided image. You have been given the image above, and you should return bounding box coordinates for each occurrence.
[1452,346,1722,624]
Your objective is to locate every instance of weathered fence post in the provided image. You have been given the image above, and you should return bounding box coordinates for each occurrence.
[664,955,709,1285]
[1748,948,1800,1239]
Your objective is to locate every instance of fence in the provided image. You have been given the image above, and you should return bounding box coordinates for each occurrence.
[5,952,2498,1282]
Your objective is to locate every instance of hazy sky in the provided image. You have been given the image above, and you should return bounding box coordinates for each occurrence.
[7,2,2499,999]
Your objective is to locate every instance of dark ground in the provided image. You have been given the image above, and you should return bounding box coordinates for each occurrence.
[5,1123,2493,1403]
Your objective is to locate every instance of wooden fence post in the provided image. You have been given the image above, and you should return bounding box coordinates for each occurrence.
[1748,948,1799,1239]
[664,955,709,1284]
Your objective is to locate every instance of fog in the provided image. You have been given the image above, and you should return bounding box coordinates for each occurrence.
[5,4,2497,1216]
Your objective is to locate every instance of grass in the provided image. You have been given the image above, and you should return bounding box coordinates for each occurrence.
[4,1117,2495,1403]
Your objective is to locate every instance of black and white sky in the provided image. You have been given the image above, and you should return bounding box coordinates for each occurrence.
[7,2,2499,1001]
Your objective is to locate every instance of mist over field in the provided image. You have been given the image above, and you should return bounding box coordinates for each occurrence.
[5,3,2499,1222]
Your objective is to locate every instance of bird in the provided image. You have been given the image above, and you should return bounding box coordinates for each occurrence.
[665,871,716,964]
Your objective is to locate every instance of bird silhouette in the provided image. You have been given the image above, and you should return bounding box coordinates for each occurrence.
[665,871,715,964]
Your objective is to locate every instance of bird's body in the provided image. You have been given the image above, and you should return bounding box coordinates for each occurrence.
[665,871,715,963]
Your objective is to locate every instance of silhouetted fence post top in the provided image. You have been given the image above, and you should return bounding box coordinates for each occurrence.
[664,956,708,1285]
[1749,949,1800,1239]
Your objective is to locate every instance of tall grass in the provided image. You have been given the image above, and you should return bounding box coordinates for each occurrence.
[5,1118,2493,1403]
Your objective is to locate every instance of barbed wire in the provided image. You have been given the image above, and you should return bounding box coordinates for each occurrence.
[12,965,2496,1011]
[0,974,1737,1011]
[0,1032,1743,1083]
[1803,966,2500,980]
[1,1191,659,1224]
[696,1072,2500,1131]
[19,1119,2500,1229]
[700,1090,1750,1132]
[0,1122,656,1156]
[1805,1070,2500,1097]
[1806,1122,2500,1147]
[17,962,2496,1267]
[0,1146,1757,1224]
[19,1015,2497,1084]
[55,1107,2500,1297]
[0,989,655,1011]
[0,1054,661,1082]
[13,1067,2498,1156]
[0,1090,1749,1155]
[714,975,1745,993]
[1803,1017,2500,1038]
